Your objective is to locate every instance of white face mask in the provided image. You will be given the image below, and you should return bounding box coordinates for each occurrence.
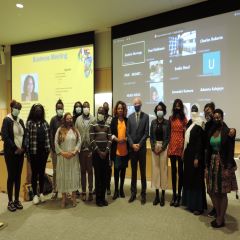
[75,107,82,114]
[157,110,164,118]
[83,107,90,115]
[97,113,105,122]
[12,108,20,117]
[191,112,198,118]
[56,109,64,117]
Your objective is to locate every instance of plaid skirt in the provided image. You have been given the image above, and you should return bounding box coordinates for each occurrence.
[206,153,238,194]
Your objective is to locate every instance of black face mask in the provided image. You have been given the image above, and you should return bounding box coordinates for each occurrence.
[213,120,222,128]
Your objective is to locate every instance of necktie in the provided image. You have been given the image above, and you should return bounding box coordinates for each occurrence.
[136,113,140,125]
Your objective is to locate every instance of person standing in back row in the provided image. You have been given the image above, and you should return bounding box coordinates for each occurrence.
[49,99,64,200]
[127,97,149,205]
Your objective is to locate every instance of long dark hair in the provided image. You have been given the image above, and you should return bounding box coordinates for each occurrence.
[73,101,82,122]
[171,99,185,121]
[23,75,35,94]
[27,104,45,122]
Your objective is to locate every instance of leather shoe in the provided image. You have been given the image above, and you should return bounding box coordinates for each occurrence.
[160,195,165,207]
[102,199,108,206]
[128,195,136,203]
[170,195,176,206]
[96,201,103,207]
[141,196,146,205]
[120,189,125,198]
[153,197,160,205]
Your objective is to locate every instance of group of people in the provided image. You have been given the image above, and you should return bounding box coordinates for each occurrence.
[1,97,238,229]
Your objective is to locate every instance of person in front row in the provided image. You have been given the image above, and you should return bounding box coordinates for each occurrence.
[206,109,238,228]
[49,99,64,200]
[90,107,112,207]
[1,100,26,211]
[182,105,207,215]
[127,97,149,205]
[150,102,170,207]
[111,101,129,200]
[25,104,50,205]
[75,101,96,202]
[55,113,81,208]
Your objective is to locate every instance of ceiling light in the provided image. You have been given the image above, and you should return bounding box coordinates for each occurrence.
[16,3,24,9]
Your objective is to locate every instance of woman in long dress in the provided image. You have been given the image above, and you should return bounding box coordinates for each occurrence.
[55,113,81,208]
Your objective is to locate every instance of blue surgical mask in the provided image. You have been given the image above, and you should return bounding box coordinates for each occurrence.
[134,105,141,113]
[12,108,20,117]
[75,107,82,114]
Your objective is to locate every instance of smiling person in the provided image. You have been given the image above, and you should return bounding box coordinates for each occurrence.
[55,113,81,208]
[21,75,38,101]
[1,100,26,212]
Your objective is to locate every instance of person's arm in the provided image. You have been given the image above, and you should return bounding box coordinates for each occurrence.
[49,117,55,151]
[105,126,112,154]
[1,117,18,152]
[74,129,82,154]
[126,116,134,147]
[149,120,155,152]
[139,114,149,148]
[89,123,98,152]
[54,127,62,155]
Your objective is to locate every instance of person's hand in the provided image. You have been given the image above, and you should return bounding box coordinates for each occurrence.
[99,151,107,159]
[204,169,208,178]
[87,152,92,158]
[132,144,140,152]
[194,159,198,168]
[15,148,23,155]
[229,128,236,137]
[61,151,74,159]
[153,149,160,155]
[118,138,126,144]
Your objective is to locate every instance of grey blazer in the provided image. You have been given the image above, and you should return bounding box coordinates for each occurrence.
[127,111,149,150]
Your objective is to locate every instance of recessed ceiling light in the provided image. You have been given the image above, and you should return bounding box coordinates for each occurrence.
[16,3,24,9]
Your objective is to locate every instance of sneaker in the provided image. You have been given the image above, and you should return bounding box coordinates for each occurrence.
[7,201,17,212]
[14,200,23,210]
[32,195,39,205]
[39,193,46,203]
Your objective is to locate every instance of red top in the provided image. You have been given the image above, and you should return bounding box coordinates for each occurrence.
[168,117,187,157]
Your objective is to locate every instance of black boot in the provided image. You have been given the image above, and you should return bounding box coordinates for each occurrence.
[112,190,119,200]
[160,190,165,207]
[174,195,181,207]
[153,189,160,205]
[119,168,126,198]
[170,193,177,206]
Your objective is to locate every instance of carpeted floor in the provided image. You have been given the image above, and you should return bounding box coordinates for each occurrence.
[0,180,239,240]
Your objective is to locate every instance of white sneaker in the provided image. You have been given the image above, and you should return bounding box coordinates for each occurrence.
[39,193,46,203]
[33,195,39,205]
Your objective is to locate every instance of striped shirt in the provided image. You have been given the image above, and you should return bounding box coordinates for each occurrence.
[90,121,112,152]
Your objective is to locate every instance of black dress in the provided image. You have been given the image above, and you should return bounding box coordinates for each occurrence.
[182,122,207,212]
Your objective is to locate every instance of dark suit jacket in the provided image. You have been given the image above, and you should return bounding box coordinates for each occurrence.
[206,123,236,169]
[110,117,129,160]
[127,111,149,151]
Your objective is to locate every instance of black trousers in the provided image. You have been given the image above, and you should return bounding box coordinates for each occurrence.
[30,150,49,195]
[4,151,24,202]
[106,164,112,190]
[93,152,109,203]
[130,148,147,196]
[170,155,183,196]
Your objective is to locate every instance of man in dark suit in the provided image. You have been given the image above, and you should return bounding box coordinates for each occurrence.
[127,97,149,204]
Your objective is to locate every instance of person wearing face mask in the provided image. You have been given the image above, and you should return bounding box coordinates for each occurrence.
[150,102,170,207]
[25,104,50,205]
[168,99,188,207]
[49,99,64,199]
[73,101,83,124]
[1,100,26,211]
[55,113,81,208]
[205,109,238,228]
[90,107,112,207]
[127,97,149,205]
[182,105,207,215]
[75,101,96,202]
[103,102,113,195]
